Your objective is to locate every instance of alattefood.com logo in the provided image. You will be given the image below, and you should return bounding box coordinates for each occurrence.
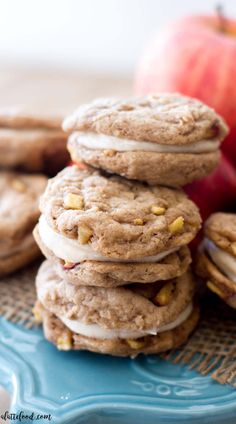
[1,411,52,421]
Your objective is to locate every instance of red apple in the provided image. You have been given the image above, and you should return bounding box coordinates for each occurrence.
[135,13,236,164]
[184,153,236,253]
[184,153,236,221]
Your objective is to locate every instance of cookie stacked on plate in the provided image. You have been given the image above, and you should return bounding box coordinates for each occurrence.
[34,94,228,357]
[0,107,70,276]
[0,172,47,277]
[0,107,69,175]
[197,213,236,309]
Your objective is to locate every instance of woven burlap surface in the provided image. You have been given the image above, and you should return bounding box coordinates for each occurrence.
[162,295,236,387]
[0,262,39,328]
[0,264,236,388]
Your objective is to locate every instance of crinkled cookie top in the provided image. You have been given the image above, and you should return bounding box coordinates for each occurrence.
[205,212,236,256]
[40,165,201,259]
[63,94,228,145]
[37,260,195,332]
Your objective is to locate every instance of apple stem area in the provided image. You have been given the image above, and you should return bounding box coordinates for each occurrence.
[216,4,227,33]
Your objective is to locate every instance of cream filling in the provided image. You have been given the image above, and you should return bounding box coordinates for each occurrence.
[0,233,35,259]
[205,238,236,283]
[38,215,179,263]
[59,303,193,340]
[71,132,220,154]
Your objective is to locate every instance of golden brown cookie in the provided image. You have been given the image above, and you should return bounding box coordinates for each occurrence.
[38,302,199,357]
[34,224,191,287]
[35,260,199,356]
[0,108,69,175]
[63,94,228,187]
[0,171,47,276]
[38,165,201,261]
[68,140,220,187]
[196,213,236,308]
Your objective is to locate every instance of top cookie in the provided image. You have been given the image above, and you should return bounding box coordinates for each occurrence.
[205,213,236,256]
[63,94,228,145]
[39,165,201,260]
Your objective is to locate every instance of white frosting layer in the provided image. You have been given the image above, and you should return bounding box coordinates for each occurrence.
[71,132,220,154]
[38,215,179,263]
[60,303,193,340]
[205,238,236,283]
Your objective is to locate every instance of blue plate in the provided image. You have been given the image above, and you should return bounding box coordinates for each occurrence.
[0,317,236,424]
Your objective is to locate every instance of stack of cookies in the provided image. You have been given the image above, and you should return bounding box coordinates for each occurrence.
[34,94,228,357]
[0,108,68,277]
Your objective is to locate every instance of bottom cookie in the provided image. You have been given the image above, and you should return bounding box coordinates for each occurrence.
[35,301,199,357]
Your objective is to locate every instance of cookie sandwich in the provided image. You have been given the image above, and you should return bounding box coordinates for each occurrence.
[64,94,228,187]
[35,260,199,356]
[0,171,47,277]
[34,164,201,287]
[197,213,236,308]
[0,107,69,175]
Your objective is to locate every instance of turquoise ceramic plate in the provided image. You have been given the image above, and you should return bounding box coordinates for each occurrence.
[0,317,236,424]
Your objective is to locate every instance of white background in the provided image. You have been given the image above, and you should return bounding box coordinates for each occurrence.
[0,0,235,75]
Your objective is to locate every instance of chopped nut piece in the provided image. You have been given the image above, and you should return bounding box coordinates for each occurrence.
[78,225,93,244]
[32,306,42,323]
[134,218,144,225]
[63,261,76,270]
[11,179,26,192]
[169,216,184,234]
[151,206,166,216]
[207,281,224,298]
[153,282,175,306]
[104,149,116,157]
[231,242,236,256]
[127,339,146,349]
[64,193,84,210]
[57,334,73,351]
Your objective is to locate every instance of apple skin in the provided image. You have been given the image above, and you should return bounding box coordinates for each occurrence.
[184,153,236,221]
[134,15,236,164]
[184,153,236,252]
